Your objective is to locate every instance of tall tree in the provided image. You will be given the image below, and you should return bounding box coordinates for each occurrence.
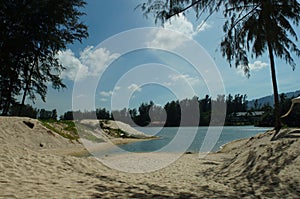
[221,0,300,136]
[138,0,300,136]
[0,0,88,115]
[164,100,181,127]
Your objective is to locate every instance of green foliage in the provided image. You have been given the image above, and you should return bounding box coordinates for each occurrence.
[256,104,275,127]
[60,93,299,127]
[283,105,300,127]
[164,100,181,126]
[136,0,222,24]
[62,111,74,120]
[61,109,111,121]
[61,120,78,135]
[66,93,247,127]
[96,108,111,120]
[256,95,300,127]
[221,0,300,132]
[9,104,38,118]
[38,109,53,120]
[40,120,80,141]
[221,0,300,73]
[0,0,88,115]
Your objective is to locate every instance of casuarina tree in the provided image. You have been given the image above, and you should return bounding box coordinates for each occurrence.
[0,0,88,115]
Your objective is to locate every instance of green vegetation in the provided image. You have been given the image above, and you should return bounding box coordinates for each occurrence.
[61,92,299,127]
[39,119,154,151]
[39,120,80,142]
[257,94,300,127]
[61,120,77,134]
[61,94,247,126]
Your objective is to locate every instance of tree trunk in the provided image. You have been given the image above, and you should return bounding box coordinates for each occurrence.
[2,79,14,116]
[20,68,31,115]
[19,87,28,116]
[19,53,37,115]
[267,41,281,139]
[19,68,29,116]
[2,100,10,116]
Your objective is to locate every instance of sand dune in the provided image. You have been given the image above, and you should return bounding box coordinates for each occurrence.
[0,117,299,198]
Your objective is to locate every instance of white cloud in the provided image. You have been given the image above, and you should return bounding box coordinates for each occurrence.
[238,61,268,76]
[99,87,121,98]
[147,29,188,50]
[250,61,268,70]
[57,49,88,81]
[164,14,197,39]
[147,14,211,50]
[168,74,200,86]
[100,98,108,102]
[128,84,142,92]
[100,91,113,97]
[57,46,120,81]
[114,86,121,91]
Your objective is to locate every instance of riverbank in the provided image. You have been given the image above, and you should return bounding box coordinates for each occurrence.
[0,117,299,198]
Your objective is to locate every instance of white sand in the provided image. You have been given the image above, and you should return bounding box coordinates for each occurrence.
[79,119,153,139]
[0,117,299,198]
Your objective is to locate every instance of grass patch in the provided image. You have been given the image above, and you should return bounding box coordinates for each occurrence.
[39,120,80,142]
[61,120,77,134]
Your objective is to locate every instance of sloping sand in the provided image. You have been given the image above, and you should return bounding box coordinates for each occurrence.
[0,117,299,198]
[79,119,152,139]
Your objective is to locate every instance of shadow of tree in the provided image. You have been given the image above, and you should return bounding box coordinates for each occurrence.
[276,129,300,139]
[89,173,235,198]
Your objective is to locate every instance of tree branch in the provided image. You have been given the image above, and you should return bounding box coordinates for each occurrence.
[166,0,207,19]
[226,3,261,34]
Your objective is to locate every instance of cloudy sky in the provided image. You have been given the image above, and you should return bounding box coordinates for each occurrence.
[34,0,300,115]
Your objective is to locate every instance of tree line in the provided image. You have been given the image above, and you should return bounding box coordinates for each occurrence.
[256,94,300,127]
[4,93,299,127]
[7,103,57,120]
[61,93,299,127]
[61,94,248,126]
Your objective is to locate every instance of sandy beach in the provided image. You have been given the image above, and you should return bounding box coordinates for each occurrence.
[0,117,299,198]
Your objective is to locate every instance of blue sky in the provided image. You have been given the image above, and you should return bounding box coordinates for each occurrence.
[33,0,300,116]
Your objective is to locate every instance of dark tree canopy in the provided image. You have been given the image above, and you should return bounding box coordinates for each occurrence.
[221,0,300,134]
[137,0,222,24]
[220,0,300,76]
[61,93,251,126]
[0,0,88,115]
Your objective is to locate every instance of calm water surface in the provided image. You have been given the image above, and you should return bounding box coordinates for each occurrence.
[125,126,271,152]
[95,126,271,155]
